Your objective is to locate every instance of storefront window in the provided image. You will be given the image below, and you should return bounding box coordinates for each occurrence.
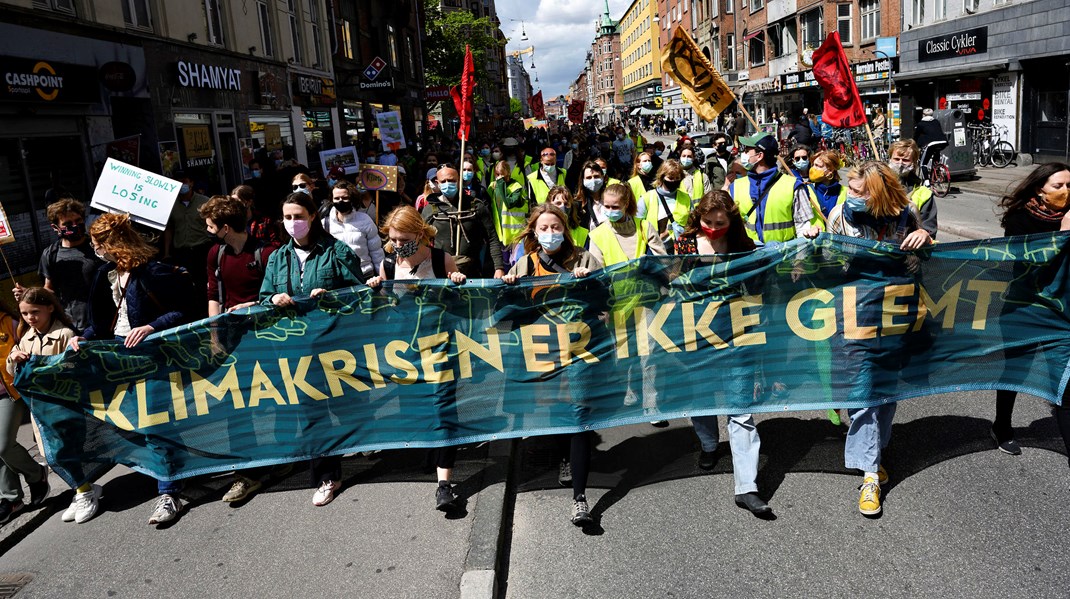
[344,101,365,144]
[1038,91,1068,123]
[302,109,335,171]
[248,112,294,170]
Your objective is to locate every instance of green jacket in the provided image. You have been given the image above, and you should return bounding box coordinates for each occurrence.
[259,234,365,303]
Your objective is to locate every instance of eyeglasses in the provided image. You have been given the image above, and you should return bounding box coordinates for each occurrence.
[292,183,308,190]
[541,153,556,157]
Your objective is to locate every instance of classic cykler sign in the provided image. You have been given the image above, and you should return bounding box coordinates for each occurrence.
[918,27,988,63]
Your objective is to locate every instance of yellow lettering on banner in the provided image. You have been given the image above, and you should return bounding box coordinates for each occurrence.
[967,280,1008,330]
[916,282,961,330]
[730,295,767,346]
[786,289,837,341]
[640,302,681,354]
[557,322,598,366]
[363,343,387,388]
[249,361,287,407]
[613,311,630,359]
[520,324,554,373]
[418,332,455,384]
[385,340,419,384]
[457,328,504,379]
[136,379,169,428]
[881,284,916,337]
[633,307,650,357]
[89,384,134,431]
[687,301,729,349]
[843,287,877,340]
[279,356,329,404]
[169,371,188,421]
[191,365,245,415]
[319,350,372,396]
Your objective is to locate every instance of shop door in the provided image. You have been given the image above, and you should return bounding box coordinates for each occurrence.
[1033,89,1068,158]
[0,136,89,276]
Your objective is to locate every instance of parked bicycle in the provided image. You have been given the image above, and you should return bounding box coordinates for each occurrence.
[968,122,1015,168]
[920,140,951,198]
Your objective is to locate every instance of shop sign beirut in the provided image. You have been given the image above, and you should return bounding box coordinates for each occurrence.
[919,27,988,63]
[292,74,336,107]
[1,56,100,103]
[177,60,242,90]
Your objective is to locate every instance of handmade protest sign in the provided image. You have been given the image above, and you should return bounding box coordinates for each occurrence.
[90,158,181,231]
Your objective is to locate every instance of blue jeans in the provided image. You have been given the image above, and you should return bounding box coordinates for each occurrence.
[844,404,897,473]
[691,414,760,495]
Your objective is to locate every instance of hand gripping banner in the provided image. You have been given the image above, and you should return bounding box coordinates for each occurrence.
[16,234,1070,487]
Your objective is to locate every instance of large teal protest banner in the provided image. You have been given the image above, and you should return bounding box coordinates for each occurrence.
[16,233,1070,486]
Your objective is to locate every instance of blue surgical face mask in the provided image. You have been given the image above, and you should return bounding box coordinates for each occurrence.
[480,148,491,157]
[681,157,694,168]
[794,159,810,171]
[571,143,578,150]
[327,178,337,187]
[462,171,475,183]
[251,169,262,179]
[542,164,555,173]
[439,182,458,199]
[538,231,564,252]
[654,150,663,157]
[603,208,624,222]
[583,178,604,192]
[365,156,376,164]
[740,152,756,172]
[639,161,653,174]
[180,183,191,194]
[845,195,868,213]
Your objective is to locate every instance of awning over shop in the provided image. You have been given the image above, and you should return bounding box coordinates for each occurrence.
[896,61,1009,81]
[636,107,663,115]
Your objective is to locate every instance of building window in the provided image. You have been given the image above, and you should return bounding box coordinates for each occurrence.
[340,19,353,59]
[936,0,947,19]
[726,33,735,70]
[911,0,925,25]
[288,0,303,64]
[726,0,733,14]
[310,0,323,67]
[205,0,225,45]
[257,0,274,57]
[770,21,797,58]
[407,35,418,79]
[747,31,765,66]
[860,0,880,40]
[837,3,852,45]
[751,0,764,12]
[32,0,74,13]
[121,0,151,28]
[964,0,979,10]
[800,8,822,49]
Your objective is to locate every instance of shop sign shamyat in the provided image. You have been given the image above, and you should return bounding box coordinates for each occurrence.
[177,60,241,90]
[1,55,101,103]
[918,27,988,63]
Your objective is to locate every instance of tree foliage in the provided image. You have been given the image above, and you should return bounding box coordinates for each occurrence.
[510,97,523,116]
[423,0,506,103]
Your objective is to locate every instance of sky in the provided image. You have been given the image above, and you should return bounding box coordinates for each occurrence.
[495,0,631,100]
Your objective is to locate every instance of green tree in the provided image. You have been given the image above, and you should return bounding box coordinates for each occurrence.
[423,0,505,103]
[509,97,522,116]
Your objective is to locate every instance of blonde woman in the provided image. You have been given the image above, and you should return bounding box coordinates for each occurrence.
[636,159,692,251]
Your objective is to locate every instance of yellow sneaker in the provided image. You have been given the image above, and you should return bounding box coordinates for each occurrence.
[877,465,888,486]
[858,476,881,515]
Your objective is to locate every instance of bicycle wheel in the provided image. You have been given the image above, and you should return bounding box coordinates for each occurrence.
[930,163,951,197]
[992,141,1015,168]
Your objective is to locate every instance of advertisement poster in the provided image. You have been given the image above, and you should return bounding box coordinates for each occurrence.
[991,73,1018,145]
[90,158,181,231]
[358,164,397,192]
[264,124,283,151]
[0,203,15,245]
[319,146,360,176]
[158,142,180,178]
[375,111,406,151]
[105,135,141,167]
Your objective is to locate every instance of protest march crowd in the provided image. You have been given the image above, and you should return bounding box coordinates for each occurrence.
[1,112,1069,530]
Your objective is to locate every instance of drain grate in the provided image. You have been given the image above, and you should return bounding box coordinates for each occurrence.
[0,573,33,599]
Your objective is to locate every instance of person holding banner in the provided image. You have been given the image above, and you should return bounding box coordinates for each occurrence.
[992,163,1070,460]
[422,166,505,279]
[72,213,198,525]
[887,140,939,238]
[673,191,770,515]
[637,160,692,253]
[818,161,932,516]
[501,203,602,525]
[259,192,366,507]
[365,206,467,512]
[731,134,821,246]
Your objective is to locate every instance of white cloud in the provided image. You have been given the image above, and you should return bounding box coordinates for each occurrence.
[495,0,631,99]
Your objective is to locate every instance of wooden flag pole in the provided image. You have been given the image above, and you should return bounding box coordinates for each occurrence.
[374,190,380,226]
[456,132,467,255]
[0,244,16,286]
[863,121,880,161]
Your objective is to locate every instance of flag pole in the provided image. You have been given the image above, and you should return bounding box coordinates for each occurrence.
[863,121,880,161]
[456,132,466,255]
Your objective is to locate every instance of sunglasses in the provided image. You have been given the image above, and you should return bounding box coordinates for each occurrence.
[292,183,308,190]
[542,153,556,157]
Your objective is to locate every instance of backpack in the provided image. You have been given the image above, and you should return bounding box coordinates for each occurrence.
[213,242,267,305]
[383,247,447,280]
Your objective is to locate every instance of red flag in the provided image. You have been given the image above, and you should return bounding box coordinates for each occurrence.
[568,100,585,124]
[449,45,476,141]
[811,32,865,128]
[528,91,546,121]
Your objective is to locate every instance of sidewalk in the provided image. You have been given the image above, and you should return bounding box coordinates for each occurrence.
[0,421,70,555]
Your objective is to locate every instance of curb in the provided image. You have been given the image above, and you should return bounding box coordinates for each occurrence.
[938,222,992,241]
[460,438,516,599]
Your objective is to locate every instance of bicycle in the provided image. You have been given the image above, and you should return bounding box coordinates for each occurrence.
[968,122,1015,168]
[920,140,951,198]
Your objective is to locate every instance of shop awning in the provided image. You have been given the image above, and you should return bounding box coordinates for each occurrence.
[637,107,663,115]
[630,107,642,115]
[896,61,1009,81]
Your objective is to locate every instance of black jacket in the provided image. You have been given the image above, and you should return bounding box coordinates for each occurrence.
[421,192,505,277]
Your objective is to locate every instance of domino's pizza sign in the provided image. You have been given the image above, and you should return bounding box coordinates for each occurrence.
[360,56,393,90]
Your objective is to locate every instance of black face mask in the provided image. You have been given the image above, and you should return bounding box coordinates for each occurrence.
[715,143,729,155]
[663,180,681,192]
[334,200,354,214]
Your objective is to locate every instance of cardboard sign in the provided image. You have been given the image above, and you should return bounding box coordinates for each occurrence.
[358,164,397,192]
[319,146,360,176]
[264,123,282,151]
[182,125,213,159]
[375,111,406,151]
[0,203,14,245]
[90,158,181,231]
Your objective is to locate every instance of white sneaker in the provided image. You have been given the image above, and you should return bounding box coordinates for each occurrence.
[63,485,102,523]
[147,494,182,525]
[74,485,103,524]
[312,480,341,506]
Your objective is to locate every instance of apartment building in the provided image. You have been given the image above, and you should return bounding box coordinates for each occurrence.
[620,0,663,113]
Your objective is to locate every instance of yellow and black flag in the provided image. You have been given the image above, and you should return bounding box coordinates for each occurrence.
[660,27,735,122]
